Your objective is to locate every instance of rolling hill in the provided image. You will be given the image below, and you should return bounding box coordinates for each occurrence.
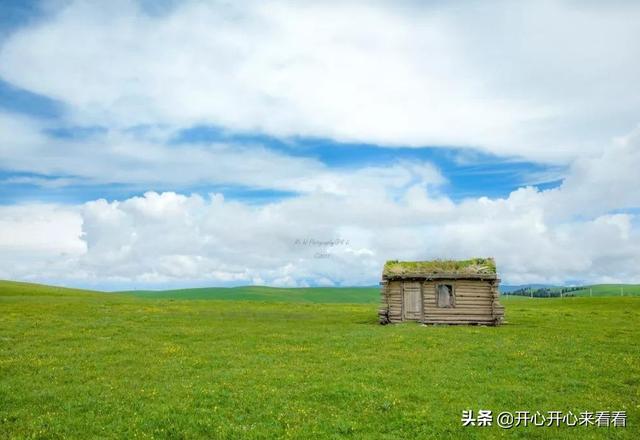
[0,280,101,297]
[120,285,380,303]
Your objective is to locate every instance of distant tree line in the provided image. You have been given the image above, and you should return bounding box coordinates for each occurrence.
[505,286,583,298]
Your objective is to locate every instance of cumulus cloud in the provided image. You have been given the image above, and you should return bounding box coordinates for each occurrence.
[2,127,639,288]
[0,203,86,282]
[542,126,640,220]
[1,0,639,162]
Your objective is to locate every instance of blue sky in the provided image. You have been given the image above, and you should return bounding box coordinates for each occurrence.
[0,123,566,205]
[0,70,567,206]
[1,0,639,288]
[0,78,64,119]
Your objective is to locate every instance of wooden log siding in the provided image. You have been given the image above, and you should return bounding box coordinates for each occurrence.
[387,281,403,323]
[379,277,504,325]
[424,280,494,324]
[378,281,389,324]
[380,258,504,325]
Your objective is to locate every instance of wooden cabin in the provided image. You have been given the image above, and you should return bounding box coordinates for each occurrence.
[378,258,504,325]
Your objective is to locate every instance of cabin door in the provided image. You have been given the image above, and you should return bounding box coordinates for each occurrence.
[403,282,422,321]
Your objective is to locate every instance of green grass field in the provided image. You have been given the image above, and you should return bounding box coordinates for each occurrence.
[123,286,380,303]
[1,281,639,439]
[571,284,640,297]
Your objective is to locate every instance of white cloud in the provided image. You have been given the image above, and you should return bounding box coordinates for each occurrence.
[2,127,639,288]
[542,126,640,220]
[0,203,86,282]
[0,112,446,194]
[0,204,84,254]
[1,0,638,162]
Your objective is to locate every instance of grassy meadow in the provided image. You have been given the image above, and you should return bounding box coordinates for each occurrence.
[1,281,639,439]
[123,286,380,303]
[571,284,640,297]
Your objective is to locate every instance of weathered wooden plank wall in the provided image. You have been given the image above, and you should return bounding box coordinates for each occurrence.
[388,281,403,323]
[380,278,504,325]
[423,280,503,324]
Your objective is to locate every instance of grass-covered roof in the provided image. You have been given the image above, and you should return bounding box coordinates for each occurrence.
[383,258,496,278]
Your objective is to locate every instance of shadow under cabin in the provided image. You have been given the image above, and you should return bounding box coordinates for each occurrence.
[378,258,504,325]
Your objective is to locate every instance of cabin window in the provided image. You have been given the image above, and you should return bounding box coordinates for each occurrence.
[436,284,454,308]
